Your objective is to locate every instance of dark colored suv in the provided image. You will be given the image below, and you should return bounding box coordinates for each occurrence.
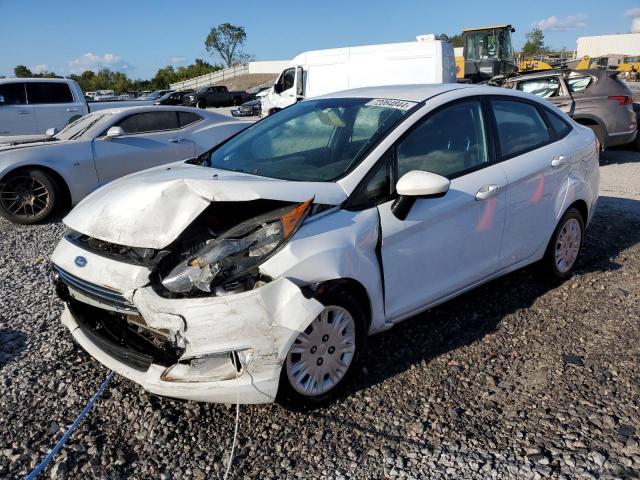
[503,69,637,149]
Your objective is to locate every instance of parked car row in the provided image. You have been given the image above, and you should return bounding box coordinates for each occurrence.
[47,83,600,407]
[0,106,251,223]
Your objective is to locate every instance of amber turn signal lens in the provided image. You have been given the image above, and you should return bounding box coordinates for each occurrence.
[280,198,313,237]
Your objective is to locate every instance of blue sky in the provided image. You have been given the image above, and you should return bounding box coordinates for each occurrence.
[1,0,639,79]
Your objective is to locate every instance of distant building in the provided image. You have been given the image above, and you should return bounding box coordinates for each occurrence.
[576,33,640,58]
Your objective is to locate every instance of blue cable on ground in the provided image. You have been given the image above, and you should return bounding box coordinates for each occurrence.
[25,370,115,480]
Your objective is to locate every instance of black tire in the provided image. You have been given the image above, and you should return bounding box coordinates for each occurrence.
[195,99,206,109]
[586,124,605,150]
[0,169,59,224]
[541,208,585,280]
[632,133,640,152]
[277,290,366,410]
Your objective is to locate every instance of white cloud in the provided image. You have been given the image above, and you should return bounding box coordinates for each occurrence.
[532,13,588,32]
[625,8,640,33]
[31,64,48,74]
[167,56,187,65]
[67,53,132,73]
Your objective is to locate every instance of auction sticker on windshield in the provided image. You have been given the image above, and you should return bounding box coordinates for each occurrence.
[365,99,417,110]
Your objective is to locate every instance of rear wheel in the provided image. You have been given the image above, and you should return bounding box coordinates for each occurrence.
[542,208,585,279]
[0,169,59,224]
[277,291,365,409]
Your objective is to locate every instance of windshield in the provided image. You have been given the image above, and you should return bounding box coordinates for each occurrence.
[207,97,415,182]
[465,29,512,61]
[55,113,110,140]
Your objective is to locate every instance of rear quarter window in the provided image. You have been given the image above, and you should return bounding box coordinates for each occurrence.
[566,77,592,93]
[178,111,203,127]
[26,82,74,104]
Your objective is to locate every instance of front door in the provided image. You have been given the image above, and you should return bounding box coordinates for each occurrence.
[271,67,298,110]
[0,82,36,135]
[378,99,507,321]
[93,111,195,184]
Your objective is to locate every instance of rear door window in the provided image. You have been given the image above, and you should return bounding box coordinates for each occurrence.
[0,82,27,105]
[26,82,74,104]
[516,77,561,98]
[490,99,551,158]
[544,109,572,139]
[117,112,179,134]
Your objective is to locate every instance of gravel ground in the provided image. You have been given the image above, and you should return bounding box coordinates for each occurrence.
[1,148,639,479]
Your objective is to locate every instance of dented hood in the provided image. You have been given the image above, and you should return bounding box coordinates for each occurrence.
[64,162,347,248]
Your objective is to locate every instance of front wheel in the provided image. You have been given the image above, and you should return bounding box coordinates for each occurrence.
[277,292,365,409]
[0,169,59,224]
[542,208,585,279]
[195,99,206,109]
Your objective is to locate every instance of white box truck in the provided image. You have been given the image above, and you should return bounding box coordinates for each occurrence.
[261,34,455,116]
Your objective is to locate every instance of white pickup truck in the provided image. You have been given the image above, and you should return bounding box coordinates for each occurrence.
[0,78,89,136]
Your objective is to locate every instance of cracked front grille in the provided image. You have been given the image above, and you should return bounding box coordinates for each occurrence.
[53,265,138,314]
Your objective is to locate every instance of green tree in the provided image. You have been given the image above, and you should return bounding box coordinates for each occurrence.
[151,65,177,89]
[522,28,548,57]
[204,23,251,68]
[441,34,464,48]
[14,65,32,77]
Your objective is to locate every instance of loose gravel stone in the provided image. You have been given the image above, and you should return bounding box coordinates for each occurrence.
[1,149,639,479]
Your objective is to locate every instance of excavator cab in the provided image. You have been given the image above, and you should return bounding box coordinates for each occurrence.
[461,25,518,83]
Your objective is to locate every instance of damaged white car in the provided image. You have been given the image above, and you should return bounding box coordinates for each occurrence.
[51,84,599,406]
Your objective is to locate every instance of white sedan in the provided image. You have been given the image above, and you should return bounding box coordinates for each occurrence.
[0,106,251,224]
[51,84,599,407]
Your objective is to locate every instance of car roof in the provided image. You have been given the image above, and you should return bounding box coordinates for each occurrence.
[316,83,477,102]
[0,77,73,84]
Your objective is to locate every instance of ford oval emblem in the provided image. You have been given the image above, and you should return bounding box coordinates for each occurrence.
[74,256,87,267]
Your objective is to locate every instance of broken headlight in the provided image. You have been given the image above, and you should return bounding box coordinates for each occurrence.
[161,199,313,294]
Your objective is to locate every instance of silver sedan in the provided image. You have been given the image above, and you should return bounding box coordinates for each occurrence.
[0,106,251,224]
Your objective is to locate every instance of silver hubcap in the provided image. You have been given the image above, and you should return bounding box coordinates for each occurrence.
[555,218,581,273]
[286,306,356,397]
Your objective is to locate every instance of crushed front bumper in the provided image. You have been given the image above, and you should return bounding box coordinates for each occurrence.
[52,237,323,404]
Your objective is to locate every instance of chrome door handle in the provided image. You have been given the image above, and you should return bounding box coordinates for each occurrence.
[551,155,568,167]
[475,184,499,201]
[66,108,79,112]
[169,137,185,143]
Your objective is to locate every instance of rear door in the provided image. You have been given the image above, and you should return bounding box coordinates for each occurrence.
[0,82,36,135]
[489,97,569,268]
[27,82,85,132]
[92,111,196,184]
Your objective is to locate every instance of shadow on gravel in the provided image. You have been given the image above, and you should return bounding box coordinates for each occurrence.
[0,329,27,369]
[336,194,640,403]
